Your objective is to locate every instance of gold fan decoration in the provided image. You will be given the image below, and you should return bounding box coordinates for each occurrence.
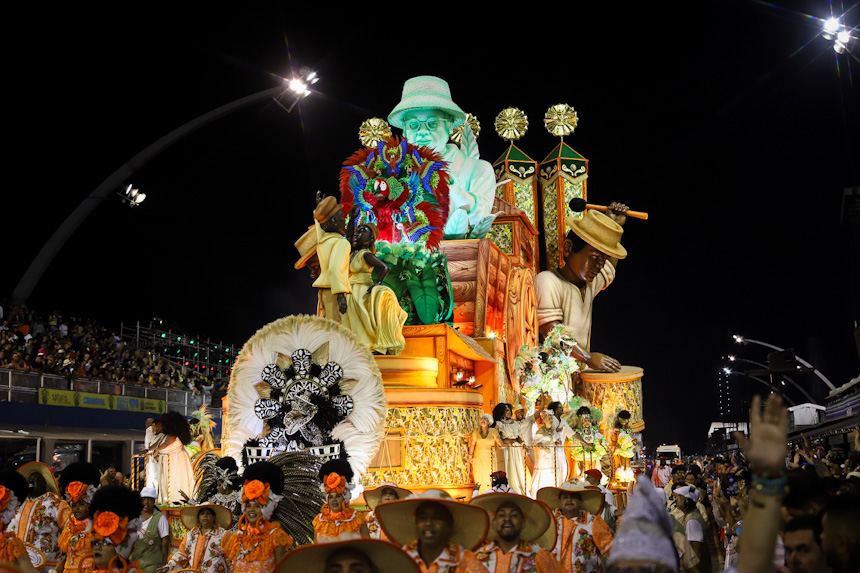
[451,113,481,144]
[359,118,391,148]
[544,104,579,137]
[494,108,528,141]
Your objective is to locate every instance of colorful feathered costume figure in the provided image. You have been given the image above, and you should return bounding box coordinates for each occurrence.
[339,137,450,249]
[222,315,387,492]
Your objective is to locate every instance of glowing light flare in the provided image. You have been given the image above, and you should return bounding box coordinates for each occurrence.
[836,30,851,44]
[824,17,841,34]
[733,334,744,343]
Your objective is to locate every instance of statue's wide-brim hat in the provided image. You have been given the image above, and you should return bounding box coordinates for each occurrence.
[376,489,489,550]
[275,539,419,573]
[180,503,232,530]
[294,225,318,270]
[363,482,413,510]
[314,196,342,223]
[388,76,467,129]
[537,482,604,516]
[566,210,627,259]
[17,462,58,494]
[470,492,556,548]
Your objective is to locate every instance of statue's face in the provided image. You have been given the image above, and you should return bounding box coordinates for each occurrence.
[563,240,611,286]
[402,109,452,155]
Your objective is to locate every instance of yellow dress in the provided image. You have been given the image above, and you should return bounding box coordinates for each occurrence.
[341,250,407,355]
[470,428,502,487]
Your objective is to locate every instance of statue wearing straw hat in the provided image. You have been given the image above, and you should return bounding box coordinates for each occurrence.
[389,76,497,238]
[535,205,629,373]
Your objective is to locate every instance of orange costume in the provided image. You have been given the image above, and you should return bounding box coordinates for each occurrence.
[550,509,612,573]
[58,516,93,573]
[404,540,488,573]
[474,540,564,573]
[313,471,366,543]
[222,479,293,573]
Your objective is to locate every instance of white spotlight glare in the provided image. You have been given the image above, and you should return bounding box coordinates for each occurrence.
[135,193,146,204]
[289,78,307,94]
[835,42,847,54]
[728,355,736,361]
[837,30,851,44]
[824,18,841,33]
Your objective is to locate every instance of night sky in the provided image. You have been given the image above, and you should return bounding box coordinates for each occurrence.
[4,2,858,453]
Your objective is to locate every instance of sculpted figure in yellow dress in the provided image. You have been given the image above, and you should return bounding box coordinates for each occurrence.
[342,221,407,355]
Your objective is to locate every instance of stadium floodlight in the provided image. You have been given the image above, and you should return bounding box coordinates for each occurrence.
[118,184,145,207]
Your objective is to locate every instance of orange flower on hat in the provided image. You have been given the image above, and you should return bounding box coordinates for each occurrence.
[92,511,129,546]
[66,481,87,503]
[242,480,270,505]
[323,473,346,495]
[0,485,9,512]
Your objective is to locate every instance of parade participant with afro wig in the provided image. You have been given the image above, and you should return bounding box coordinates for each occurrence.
[56,462,101,573]
[221,461,293,573]
[0,469,38,573]
[312,459,368,543]
[152,412,194,505]
[88,485,145,573]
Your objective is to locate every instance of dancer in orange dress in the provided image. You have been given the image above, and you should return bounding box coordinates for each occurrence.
[221,462,293,572]
[56,462,101,573]
[312,459,367,543]
[0,470,37,573]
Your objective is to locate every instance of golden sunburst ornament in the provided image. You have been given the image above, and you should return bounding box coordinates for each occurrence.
[544,104,579,137]
[495,108,528,141]
[451,113,481,144]
[359,118,391,148]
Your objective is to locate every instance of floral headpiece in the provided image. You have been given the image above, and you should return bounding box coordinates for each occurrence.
[0,485,19,528]
[323,473,347,495]
[66,481,98,505]
[92,510,130,546]
[241,480,270,506]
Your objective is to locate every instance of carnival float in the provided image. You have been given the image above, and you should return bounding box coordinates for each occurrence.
[190,76,648,542]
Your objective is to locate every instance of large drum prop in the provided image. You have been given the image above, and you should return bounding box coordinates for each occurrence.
[578,366,645,433]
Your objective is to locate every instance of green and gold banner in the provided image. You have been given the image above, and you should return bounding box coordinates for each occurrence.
[39,388,164,414]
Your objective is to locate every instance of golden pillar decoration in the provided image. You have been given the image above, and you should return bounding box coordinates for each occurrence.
[358,118,391,148]
[539,104,588,269]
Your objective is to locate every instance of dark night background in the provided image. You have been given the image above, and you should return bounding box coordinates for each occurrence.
[3,2,857,453]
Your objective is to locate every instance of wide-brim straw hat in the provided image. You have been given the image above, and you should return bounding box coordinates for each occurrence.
[180,503,232,530]
[293,226,318,270]
[314,196,342,223]
[537,482,604,516]
[470,492,555,548]
[376,489,489,550]
[276,539,419,573]
[566,210,627,259]
[17,462,58,495]
[388,76,467,129]
[363,483,413,510]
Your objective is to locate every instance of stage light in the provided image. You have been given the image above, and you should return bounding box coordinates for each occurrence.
[824,17,841,34]
[728,355,736,361]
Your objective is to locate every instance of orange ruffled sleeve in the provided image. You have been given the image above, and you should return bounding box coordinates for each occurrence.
[0,532,26,563]
[592,514,614,556]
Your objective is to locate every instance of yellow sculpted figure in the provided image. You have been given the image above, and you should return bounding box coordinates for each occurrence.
[342,220,407,355]
[312,196,351,322]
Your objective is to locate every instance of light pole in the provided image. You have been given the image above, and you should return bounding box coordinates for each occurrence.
[722,367,798,407]
[732,335,836,391]
[822,17,859,63]
[727,355,817,403]
[11,70,319,304]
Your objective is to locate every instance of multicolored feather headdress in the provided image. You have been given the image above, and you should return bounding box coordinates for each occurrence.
[339,137,450,249]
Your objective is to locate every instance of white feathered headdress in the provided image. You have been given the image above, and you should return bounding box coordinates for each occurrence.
[222,315,387,482]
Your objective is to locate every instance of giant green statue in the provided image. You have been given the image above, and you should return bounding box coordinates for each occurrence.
[389,76,497,238]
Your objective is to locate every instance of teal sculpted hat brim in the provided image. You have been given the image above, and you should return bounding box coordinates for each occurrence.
[388,76,467,129]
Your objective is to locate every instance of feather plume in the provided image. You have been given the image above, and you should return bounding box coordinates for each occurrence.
[270,451,325,545]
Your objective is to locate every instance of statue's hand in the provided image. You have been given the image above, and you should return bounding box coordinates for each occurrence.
[607,202,628,226]
[586,352,622,372]
[337,293,348,314]
[367,282,383,296]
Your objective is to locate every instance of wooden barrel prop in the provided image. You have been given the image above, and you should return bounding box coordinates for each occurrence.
[578,366,645,433]
[504,267,538,394]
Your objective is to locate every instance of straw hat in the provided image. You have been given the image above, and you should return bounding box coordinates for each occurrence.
[314,196,342,223]
[17,462,58,495]
[180,503,232,530]
[293,226,318,270]
[537,482,604,516]
[363,483,413,510]
[470,492,555,548]
[276,539,419,573]
[388,76,467,129]
[566,210,627,259]
[376,489,489,550]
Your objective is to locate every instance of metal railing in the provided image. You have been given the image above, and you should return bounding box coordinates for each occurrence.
[0,369,220,418]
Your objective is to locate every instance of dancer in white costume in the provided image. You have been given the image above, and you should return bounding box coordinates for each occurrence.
[530,410,564,497]
[154,412,195,505]
[494,404,527,496]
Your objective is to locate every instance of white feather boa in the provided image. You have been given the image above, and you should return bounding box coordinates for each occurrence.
[223,315,386,483]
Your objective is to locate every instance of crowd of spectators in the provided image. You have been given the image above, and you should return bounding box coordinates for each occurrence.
[0,300,228,399]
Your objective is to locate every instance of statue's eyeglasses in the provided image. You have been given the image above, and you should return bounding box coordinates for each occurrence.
[405,117,445,131]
